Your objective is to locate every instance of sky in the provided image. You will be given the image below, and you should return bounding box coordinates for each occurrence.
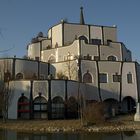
[0,0,140,62]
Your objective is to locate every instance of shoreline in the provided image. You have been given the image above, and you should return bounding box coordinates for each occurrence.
[0,115,140,133]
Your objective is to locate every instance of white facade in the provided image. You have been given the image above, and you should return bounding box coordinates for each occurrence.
[0,8,139,119]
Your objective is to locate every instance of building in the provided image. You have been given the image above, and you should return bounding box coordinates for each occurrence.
[0,7,140,119]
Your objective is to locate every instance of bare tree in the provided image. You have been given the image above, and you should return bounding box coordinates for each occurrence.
[57,71,68,79]
[63,60,78,80]
[0,80,13,122]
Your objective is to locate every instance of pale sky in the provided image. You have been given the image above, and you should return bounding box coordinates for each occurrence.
[0,0,140,62]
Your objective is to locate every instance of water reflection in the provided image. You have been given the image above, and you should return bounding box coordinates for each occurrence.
[0,129,140,140]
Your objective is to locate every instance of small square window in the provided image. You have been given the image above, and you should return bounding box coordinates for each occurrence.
[35,57,39,61]
[90,39,101,45]
[83,54,92,60]
[94,56,99,61]
[113,75,121,82]
[99,73,107,83]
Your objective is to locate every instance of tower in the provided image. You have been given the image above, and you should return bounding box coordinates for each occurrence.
[80,7,85,25]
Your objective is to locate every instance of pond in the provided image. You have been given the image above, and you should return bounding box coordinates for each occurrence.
[0,129,140,140]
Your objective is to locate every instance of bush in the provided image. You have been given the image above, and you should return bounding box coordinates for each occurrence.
[83,102,105,125]
[57,72,68,80]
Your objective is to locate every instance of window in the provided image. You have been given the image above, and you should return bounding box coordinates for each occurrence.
[79,36,88,44]
[90,39,101,45]
[83,70,92,83]
[83,54,92,60]
[52,96,64,119]
[16,73,24,80]
[83,71,92,83]
[127,73,133,84]
[113,74,121,82]
[99,73,107,83]
[108,55,117,61]
[48,55,56,63]
[33,95,47,119]
[35,57,39,61]
[107,39,112,45]
[94,56,99,61]
[18,94,30,119]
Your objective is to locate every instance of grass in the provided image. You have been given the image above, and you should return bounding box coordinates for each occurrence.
[0,114,140,133]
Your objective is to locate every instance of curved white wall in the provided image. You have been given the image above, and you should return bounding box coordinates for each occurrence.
[99,61,121,101]
[64,23,89,45]
[100,42,122,61]
[122,63,137,101]
[28,42,40,60]
[8,81,31,119]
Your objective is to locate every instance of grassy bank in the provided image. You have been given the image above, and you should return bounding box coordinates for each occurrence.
[0,114,140,133]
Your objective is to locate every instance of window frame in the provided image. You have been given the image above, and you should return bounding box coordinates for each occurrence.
[16,73,24,80]
[107,55,117,61]
[99,73,108,83]
[127,72,133,84]
[113,74,121,82]
[83,71,93,83]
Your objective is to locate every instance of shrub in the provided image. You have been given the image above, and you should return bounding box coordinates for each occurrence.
[83,102,105,125]
[57,72,68,80]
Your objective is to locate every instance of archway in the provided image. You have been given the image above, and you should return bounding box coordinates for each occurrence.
[52,96,65,119]
[33,96,47,119]
[103,98,119,117]
[67,96,78,119]
[17,95,30,119]
[122,96,136,113]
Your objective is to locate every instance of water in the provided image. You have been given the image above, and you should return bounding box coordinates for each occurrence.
[0,129,140,140]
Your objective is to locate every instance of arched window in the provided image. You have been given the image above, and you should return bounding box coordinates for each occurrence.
[17,94,30,119]
[33,95,47,119]
[67,96,78,119]
[79,36,88,44]
[107,55,117,61]
[83,70,92,83]
[16,73,24,80]
[48,55,56,63]
[52,96,65,119]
